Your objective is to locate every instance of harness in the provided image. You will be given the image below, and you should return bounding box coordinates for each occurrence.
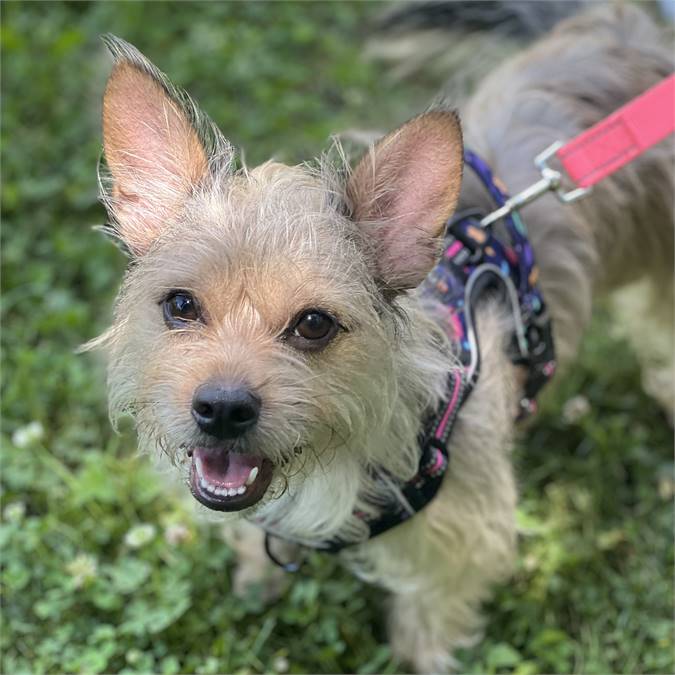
[264,149,556,569]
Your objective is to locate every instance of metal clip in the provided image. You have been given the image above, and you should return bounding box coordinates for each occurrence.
[480,141,592,227]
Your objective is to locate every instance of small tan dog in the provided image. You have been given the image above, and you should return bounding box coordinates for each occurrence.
[91,5,673,671]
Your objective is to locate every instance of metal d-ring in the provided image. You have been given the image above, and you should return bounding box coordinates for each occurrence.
[264,532,304,573]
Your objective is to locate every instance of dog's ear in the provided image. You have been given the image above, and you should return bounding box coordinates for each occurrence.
[101,35,221,256]
[347,111,463,291]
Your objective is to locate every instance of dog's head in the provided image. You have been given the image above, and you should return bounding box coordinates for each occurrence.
[95,36,462,542]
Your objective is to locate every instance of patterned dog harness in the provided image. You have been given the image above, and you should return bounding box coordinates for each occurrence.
[265,150,557,567]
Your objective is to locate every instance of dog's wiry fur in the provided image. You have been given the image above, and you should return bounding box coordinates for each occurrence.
[91,5,673,671]
[459,5,674,366]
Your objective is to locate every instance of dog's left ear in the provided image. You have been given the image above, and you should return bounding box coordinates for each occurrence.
[101,35,219,256]
[347,110,463,291]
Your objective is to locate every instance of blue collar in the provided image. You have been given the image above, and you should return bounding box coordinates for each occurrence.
[265,149,557,567]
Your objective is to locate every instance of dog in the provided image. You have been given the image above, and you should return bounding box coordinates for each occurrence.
[89,4,674,671]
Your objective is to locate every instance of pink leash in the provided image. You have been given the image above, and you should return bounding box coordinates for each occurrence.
[558,73,675,188]
[480,73,675,227]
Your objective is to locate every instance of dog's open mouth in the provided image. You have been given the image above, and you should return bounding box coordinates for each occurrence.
[189,447,273,512]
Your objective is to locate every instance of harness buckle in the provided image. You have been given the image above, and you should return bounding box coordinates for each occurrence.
[480,141,592,227]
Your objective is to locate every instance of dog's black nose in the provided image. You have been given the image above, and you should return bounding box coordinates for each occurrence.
[191,383,261,439]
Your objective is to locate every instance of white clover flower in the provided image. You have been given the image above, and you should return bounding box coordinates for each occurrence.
[3,501,26,523]
[164,523,192,546]
[124,523,156,548]
[11,421,44,448]
[273,655,290,673]
[562,395,591,424]
[125,649,142,665]
[523,553,539,572]
[658,475,675,500]
[67,553,98,588]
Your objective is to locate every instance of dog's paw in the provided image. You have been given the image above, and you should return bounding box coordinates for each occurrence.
[223,521,288,603]
[231,559,287,603]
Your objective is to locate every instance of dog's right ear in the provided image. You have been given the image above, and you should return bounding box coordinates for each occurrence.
[347,110,463,292]
[101,35,228,256]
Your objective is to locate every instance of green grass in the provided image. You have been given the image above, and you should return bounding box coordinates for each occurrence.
[2,2,672,673]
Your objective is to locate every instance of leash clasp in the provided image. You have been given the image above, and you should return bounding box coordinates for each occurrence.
[480,141,591,227]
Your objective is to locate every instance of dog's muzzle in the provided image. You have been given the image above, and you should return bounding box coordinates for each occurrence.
[189,446,273,511]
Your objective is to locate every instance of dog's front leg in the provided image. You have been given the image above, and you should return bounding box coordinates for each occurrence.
[358,314,520,672]
[384,442,518,673]
[222,520,288,602]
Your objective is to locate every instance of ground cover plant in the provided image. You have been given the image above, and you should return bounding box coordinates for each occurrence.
[2,2,673,673]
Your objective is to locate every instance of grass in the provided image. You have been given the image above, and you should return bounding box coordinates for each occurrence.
[2,2,673,673]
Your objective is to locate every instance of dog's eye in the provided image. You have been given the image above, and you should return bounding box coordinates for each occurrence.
[287,310,339,351]
[162,291,202,327]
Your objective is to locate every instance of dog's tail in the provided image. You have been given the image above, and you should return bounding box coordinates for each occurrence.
[376,1,586,38]
[366,1,661,98]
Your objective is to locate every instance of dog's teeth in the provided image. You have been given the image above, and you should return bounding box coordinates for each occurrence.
[237,485,246,495]
[204,481,219,496]
[246,467,258,486]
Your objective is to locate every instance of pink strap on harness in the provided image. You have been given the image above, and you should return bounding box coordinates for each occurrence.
[557,74,675,188]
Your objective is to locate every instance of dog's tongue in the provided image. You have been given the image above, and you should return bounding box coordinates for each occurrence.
[193,447,261,488]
